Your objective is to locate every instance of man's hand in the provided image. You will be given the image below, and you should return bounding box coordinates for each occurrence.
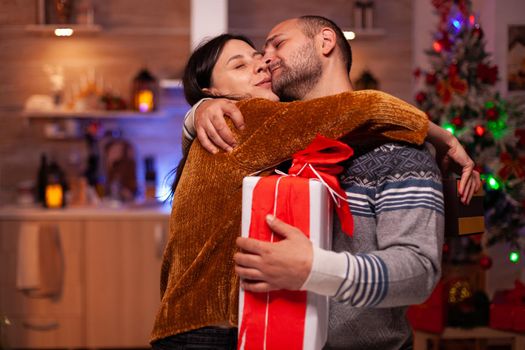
[234,215,313,293]
[194,99,245,153]
[427,122,482,204]
[436,135,481,204]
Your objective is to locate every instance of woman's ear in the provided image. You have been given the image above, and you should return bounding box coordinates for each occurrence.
[319,28,337,56]
[202,87,218,96]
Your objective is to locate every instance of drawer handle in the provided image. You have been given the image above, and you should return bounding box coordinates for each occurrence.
[23,320,59,331]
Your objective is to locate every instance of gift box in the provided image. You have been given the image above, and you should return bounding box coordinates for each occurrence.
[407,280,446,333]
[490,280,525,332]
[443,177,485,237]
[238,176,333,350]
[443,178,485,237]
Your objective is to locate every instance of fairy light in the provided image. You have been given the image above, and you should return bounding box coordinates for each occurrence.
[509,250,520,264]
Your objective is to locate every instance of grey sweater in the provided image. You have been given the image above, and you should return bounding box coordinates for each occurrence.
[302,143,444,350]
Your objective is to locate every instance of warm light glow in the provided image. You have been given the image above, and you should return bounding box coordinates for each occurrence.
[54,28,74,37]
[343,31,356,40]
[45,184,63,208]
[469,15,475,25]
[433,41,442,52]
[137,90,154,112]
[475,125,485,137]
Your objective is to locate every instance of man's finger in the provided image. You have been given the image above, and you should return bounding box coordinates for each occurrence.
[205,119,233,152]
[196,126,218,154]
[236,237,269,255]
[458,161,474,196]
[241,280,276,293]
[265,215,300,239]
[235,265,264,280]
[222,103,245,130]
[233,251,262,268]
[211,115,237,149]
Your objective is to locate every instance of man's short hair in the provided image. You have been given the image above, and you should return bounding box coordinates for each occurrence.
[298,15,352,74]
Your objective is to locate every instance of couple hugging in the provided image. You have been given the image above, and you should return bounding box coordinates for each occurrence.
[151,16,481,350]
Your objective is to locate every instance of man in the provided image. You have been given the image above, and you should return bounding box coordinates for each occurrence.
[181,16,480,349]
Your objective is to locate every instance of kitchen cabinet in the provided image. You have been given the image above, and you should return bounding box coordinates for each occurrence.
[84,219,167,348]
[0,207,169,348]
[0,220,84,348]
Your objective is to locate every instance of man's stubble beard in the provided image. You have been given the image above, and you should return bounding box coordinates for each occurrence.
[271,40,323,102]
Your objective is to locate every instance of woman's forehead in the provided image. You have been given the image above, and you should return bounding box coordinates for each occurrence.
[220,40,257,61]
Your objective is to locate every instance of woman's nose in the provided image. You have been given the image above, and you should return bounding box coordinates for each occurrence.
[255,59,269,74]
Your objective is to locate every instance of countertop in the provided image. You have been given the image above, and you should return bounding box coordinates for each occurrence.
[0,203,171,220]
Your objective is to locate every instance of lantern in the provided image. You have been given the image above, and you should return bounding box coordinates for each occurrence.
[132,68,158,113]
[45,183,64,208]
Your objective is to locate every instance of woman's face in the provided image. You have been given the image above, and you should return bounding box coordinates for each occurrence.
[207,39,279,101]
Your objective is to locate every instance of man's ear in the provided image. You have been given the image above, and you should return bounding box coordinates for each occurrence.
[319,28,337,56]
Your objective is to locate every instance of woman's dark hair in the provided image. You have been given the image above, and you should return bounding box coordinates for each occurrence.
[168,34,255,201]
[183,33,256,106]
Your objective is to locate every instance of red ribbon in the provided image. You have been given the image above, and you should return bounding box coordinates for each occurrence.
[288,134,354,237]
[238,176,310,349]
[498,152,525,180]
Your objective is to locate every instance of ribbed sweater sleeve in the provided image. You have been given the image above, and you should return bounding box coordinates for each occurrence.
[302,144,444,307]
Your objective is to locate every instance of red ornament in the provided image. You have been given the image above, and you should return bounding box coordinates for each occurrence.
[452,116,464,128]
[413,68,421,78]
[475,125,486,137]
[426,73,437,85]
[486,108,498,120]
[477,63,498,85]
[479,255,492,270]
[448,64,459,77]
[443,243,449,254]
[416,91,427,104]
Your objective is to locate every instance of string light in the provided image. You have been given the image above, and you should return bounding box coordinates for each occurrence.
[475,125,486,137]
[486,174,501,191]
[443,122,456,135]
[509,250,520,264]
[433,41,443,53]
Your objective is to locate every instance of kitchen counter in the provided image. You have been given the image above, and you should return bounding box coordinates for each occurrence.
[0,203,171,220]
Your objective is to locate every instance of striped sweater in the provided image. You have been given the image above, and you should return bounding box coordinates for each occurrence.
[302,142,444,350]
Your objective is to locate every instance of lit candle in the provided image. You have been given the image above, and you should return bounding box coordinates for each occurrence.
[45,184,63,208]
[137,90,154,112]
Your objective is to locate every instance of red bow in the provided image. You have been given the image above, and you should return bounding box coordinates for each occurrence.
[288,135,354,236]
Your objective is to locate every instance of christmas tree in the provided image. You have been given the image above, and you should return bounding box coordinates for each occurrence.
[414,0,525,260]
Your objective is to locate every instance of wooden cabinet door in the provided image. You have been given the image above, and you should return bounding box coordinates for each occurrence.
[0,220,84,348]
[84,218,167,348]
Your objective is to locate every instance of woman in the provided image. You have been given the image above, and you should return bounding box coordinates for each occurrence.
[152,34,479,349]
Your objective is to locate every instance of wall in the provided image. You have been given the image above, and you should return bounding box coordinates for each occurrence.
[0,0,191,203]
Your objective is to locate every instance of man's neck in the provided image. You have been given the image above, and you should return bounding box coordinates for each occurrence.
[301,66,353,100]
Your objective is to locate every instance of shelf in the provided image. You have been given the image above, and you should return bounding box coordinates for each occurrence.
[22,109,169,120]
[343,28,386,40]
[25,24,102,36]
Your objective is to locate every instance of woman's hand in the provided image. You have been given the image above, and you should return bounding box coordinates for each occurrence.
[427,122,482,204]
[194,99,245,153]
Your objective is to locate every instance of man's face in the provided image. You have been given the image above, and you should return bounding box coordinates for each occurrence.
[263,19,323,101]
